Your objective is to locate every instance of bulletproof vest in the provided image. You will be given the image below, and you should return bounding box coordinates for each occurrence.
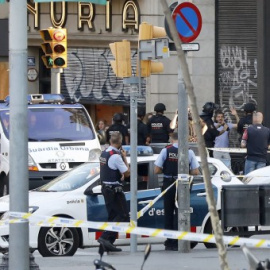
[100,150,122,183]
[149,115,169,143]
[163,145,178,177]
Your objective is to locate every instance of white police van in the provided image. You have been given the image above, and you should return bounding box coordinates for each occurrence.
[0,94,101,196]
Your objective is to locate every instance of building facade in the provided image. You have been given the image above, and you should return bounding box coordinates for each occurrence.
[1,0,266,144]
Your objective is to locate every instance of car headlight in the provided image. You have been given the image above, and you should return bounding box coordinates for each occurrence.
[220,171,232,182]
[28,154,38,171]
[89,149,101,161]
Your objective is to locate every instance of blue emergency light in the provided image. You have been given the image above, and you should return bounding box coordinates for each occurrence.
[122,146,154,156]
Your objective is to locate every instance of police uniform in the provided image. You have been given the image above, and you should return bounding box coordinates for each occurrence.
[106,123,129,145]
[154,143,199,249]
[99,146,129,245]
[147,114,172,143]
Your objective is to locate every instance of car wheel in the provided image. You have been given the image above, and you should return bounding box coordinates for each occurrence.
[38,227,79,257]
[203,218,248,249]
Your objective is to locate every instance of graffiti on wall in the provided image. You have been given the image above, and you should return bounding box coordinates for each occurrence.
[218,45,257,146]
[61,48,145,105]
[218,46,257,119]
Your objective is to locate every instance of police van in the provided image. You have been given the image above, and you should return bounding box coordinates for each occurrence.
[0,94,101,196]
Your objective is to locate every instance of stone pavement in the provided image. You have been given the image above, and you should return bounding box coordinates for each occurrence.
[31,243,270,270]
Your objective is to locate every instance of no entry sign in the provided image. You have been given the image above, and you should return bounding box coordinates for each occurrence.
[172,2,202,43]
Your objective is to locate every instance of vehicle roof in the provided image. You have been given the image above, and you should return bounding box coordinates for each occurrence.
[0,102,85,111]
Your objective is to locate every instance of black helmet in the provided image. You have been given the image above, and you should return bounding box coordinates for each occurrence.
[244,102,256,113]
[113,113,123,122]
[199,111,212,121]
[202,102,219,114]
[154,103,166,112]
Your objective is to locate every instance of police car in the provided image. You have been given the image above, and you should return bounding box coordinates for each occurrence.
[242,165,270,184]
[0,146,243,257]
[0,94,101,196]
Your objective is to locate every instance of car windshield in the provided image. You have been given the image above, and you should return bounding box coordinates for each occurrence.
[35,162,100,192]
[0,107,95,141]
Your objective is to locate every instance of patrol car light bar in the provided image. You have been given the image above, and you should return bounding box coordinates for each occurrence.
[4,94,65,105]
[122,145,154,156]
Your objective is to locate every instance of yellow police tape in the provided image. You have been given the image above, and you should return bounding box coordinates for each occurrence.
[3,211,270,249]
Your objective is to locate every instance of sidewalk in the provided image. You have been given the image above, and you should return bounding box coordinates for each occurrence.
[32,243,269,270]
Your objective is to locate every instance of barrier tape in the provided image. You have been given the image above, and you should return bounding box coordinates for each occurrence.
[2,212,270,249]
[137,180,177,219]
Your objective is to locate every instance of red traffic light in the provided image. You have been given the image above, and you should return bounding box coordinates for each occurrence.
[53,30,65,42]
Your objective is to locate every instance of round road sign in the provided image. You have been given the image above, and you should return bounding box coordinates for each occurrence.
[172,2,202,43]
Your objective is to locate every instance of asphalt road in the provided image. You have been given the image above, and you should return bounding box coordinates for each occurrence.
[15,243,270,270]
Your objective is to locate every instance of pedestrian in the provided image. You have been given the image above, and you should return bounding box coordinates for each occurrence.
[98,133,130,252]
[96,119,107,145]
[147,103,173,143]
[169,108,196,142]
[237,102,256,140]
[213,108,239,169]
[137,108,150,145]
[106,113,129,145]
[241,112,270,174]
[144,112,153,124]
[199,102,228,157]
[154,132,200,251]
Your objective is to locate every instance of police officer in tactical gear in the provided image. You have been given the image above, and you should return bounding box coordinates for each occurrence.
[106,113,129,145]
[154,132,200,251]
[98,133,130,252]
[147,103,173,143]
[237,102,256,139]
[199,102,228,156]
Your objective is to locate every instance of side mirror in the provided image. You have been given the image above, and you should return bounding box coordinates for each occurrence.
[84,185,102,196]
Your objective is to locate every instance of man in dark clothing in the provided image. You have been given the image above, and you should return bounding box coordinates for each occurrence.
[154,132,200,251]
[199,102,228,156]
[241,112,270,174]
[147,103,173,143]
[106,113,129,145]
[98,133,130,252]
[237,102,256,139]
[137,108,149,145]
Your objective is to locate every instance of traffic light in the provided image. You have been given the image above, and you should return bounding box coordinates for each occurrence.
[137,22,167,77]
[40,27,67,69]
[109,40,132,78]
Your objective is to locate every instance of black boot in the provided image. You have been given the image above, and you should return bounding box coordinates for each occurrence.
[98,238,122,252]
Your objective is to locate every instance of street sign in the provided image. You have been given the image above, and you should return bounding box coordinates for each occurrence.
[169,42,200,52]
[172,2,202,43]
[34,0,106,4]
[139,38,170,60]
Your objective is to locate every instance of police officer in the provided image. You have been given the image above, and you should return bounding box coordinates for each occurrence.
[98,133,130,252]
[237,102,256,139]
[154,132,200,251]
[106,113,129,145]
[147,103,173,143]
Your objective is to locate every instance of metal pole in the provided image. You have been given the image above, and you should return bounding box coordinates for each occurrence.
[177,0,190,252]
[51,68,63,94]
[130,83,138,253]
[9,0,29,270]
[177,66,190,253]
